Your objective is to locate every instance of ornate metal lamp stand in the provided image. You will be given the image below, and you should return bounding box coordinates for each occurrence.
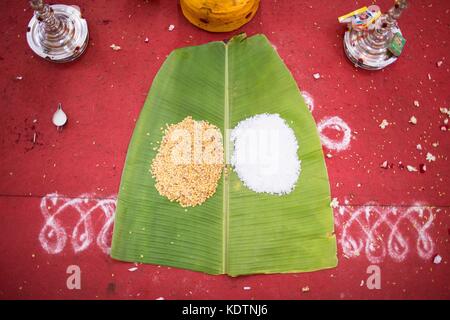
[344,0,408,70]
[26,0,89,63]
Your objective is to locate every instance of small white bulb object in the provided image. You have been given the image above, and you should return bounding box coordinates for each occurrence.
[52,103,68,131]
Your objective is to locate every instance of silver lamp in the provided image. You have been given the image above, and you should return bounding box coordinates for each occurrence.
[26,0,89,63]
[343,0,408,70]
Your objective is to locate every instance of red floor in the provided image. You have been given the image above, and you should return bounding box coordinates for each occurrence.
[0,0,449,299]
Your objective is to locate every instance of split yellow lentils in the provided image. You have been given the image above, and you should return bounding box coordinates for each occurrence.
[150,116,224,207]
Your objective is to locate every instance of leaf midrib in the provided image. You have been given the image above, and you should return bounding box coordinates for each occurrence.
[222,42,230,274]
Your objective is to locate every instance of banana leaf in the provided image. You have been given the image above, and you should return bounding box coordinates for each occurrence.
[111,34,337,276]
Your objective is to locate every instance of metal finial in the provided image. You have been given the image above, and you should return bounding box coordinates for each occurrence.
[30,0,45,10]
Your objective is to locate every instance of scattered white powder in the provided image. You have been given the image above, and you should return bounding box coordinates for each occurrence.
[440,107,449,115]
[330,197,339,208]
[433,254,442,264]
[379,119,389,129]
[230,114,301,195]
[426,152,436,162]
[110,44,121,51]
[409,116,417,125]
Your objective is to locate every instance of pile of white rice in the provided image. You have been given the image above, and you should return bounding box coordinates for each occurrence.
[230,113,301,195]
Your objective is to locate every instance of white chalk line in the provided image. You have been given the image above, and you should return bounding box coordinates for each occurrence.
[334,203,436,263]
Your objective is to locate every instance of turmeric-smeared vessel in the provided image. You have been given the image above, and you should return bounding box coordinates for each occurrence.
[180,0,260,32]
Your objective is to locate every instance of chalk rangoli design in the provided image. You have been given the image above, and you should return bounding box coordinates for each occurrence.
[39,193,116,254]
[334,204,435,263]
[301,91,352,151]
[39,193,436,264]
[317,116,352,151]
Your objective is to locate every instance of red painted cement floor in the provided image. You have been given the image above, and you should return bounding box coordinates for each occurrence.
[0,0,449,299]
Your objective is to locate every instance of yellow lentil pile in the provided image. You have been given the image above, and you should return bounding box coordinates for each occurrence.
[150,116,224,207]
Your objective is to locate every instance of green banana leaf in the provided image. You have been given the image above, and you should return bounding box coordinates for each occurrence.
[111,34,337,276]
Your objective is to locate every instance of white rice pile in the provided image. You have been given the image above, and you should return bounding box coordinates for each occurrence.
[230,113,301,195]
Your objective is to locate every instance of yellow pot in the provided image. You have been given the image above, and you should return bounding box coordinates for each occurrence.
[180,0,260,32]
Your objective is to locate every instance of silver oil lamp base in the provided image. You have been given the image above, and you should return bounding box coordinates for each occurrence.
[343,0,407,70]
[343,27,399,70]
[26,0,89,63]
